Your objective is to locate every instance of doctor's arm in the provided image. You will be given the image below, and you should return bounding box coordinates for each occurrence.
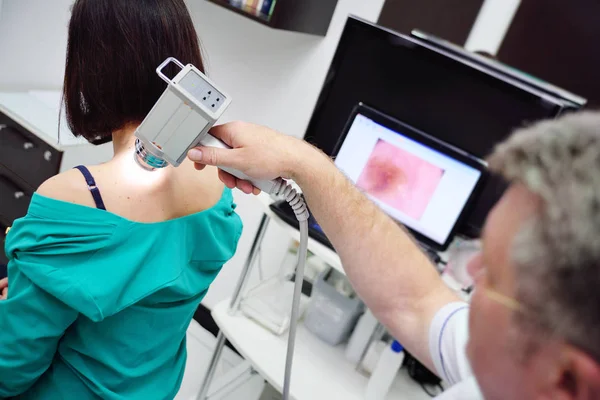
[189,122,461,371]
[0,266,78,398]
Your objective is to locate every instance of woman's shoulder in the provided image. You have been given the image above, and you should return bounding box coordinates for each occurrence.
[34,162,236,224]
[37,167,98,208]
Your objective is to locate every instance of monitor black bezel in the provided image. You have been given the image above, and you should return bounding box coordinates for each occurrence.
[333,102,487,251]
[409,29,587,109]
[303,15,569,238]
[304,15,569,150]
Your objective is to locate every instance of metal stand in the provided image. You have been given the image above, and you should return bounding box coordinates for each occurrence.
[196,213,271,400]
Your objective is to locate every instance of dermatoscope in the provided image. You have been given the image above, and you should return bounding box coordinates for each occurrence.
[134,58,309,400]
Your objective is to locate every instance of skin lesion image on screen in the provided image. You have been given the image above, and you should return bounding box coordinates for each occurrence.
[356,139,445,221]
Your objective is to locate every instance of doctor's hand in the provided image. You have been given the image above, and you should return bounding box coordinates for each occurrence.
[188,122,317,195]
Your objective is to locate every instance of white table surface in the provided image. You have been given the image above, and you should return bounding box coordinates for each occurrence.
[0,90,89,149]
[213,299,431,400]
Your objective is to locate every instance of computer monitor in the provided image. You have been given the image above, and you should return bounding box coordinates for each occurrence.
[409,29,587,110]
[303,15,574,237]
[334,104,486,251]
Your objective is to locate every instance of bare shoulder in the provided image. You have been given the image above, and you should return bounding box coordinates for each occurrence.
[36,161,227,220]
[36,168,96,207]
[179,160,226,198]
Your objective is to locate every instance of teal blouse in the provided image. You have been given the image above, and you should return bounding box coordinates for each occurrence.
[0,189,242,400]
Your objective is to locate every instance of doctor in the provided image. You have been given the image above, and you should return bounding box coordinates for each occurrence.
[188,112,600,400]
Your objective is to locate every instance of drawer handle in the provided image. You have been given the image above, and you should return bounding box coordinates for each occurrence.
[0,125,39,152]
[44,150,52,161]
[0,176,28,198]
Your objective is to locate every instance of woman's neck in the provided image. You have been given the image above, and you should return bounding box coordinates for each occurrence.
[111,123,139,158]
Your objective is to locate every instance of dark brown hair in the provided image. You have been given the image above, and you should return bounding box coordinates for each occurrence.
[63,0,205,144]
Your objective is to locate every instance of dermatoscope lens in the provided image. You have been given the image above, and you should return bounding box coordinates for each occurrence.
[134,138,169,171]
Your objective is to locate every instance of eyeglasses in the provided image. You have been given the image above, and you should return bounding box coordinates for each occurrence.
[469,265,524,313]
[483,286,523,312]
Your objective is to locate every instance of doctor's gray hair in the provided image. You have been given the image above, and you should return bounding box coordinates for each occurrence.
[487,111,600,362]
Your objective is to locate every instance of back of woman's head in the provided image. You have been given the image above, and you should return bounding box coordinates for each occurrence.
[64,0,204,144]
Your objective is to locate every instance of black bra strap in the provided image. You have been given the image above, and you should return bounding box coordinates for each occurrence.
[73,165,107,211]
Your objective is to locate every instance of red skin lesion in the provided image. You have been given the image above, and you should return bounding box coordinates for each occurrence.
[357,139,444,220]
[359,156,407,194]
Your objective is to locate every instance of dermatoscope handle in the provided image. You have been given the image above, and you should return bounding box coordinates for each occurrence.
[197,134,284,194]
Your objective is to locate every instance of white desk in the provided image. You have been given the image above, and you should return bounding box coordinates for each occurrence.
[212,299,430,400]
[254,192,466,296]
[197,194,456,400]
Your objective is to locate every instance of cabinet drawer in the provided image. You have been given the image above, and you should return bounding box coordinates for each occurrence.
[0,166,33,225]
[0,223,8,265]
[0,111,62,189]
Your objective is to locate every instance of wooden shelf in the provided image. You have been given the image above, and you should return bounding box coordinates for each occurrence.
[206,0,339,36]
[207,0,273,26]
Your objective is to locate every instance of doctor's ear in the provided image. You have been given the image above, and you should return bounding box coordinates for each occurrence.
[541,344,600,400]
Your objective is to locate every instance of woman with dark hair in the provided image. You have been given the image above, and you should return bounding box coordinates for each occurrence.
[0,1,242,399]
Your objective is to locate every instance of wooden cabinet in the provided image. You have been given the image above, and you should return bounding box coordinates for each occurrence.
[0,91,111,242]
[0,165,33,227]
[0,114,62,190]
[0,96,65,229]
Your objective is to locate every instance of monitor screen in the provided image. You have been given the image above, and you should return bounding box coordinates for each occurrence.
[304,16,567,237]
[335,104,485,250]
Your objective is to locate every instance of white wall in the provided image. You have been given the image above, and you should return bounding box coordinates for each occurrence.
[464,0,522,55]
[0,0,116,158]
[0,0,385,308]
[188,0,386,307]
[0,0,72,90]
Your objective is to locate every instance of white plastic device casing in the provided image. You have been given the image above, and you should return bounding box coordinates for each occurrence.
[135,57,232,168]
[135,57,281,194]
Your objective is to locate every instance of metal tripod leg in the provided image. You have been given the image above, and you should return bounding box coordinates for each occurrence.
[229,214,271,313]
[196,213,271,400]
[197,331,227,400]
